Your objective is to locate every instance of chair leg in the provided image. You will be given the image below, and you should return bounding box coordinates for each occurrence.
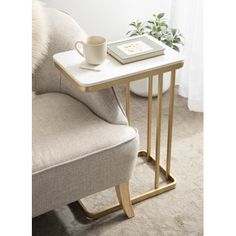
[115,181,134,218]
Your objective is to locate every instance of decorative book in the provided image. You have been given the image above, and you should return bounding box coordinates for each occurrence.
[107,35,165,64]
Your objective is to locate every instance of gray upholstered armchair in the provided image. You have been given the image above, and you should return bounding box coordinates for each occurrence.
[32,7,139,218]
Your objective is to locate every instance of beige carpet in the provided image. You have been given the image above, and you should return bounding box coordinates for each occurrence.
[32,86,203,236]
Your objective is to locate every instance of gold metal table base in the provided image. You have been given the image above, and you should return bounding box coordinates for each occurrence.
[77,68,180,219]
[54,61,183,220]
[78,151,176,220]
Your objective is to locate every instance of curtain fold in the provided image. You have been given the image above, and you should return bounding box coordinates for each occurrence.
[170,0,203,112]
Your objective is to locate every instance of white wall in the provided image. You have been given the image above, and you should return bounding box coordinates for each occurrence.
[43,0,171,41]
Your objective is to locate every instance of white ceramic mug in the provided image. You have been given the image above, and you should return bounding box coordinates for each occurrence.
[75,36,107,65]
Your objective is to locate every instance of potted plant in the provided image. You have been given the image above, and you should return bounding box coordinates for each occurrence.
[127,13,184,97]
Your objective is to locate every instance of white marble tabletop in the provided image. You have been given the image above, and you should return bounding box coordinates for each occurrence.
[53,36,184,88]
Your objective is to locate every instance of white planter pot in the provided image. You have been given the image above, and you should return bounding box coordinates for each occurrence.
[130,72,171,97]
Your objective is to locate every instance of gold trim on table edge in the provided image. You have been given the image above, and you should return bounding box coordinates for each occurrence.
[54,62,183,92]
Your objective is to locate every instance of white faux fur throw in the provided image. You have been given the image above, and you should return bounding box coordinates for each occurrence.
[32,0,49,73]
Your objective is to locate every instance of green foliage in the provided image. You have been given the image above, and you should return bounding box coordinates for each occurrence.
[127,13,184,52]
[127,20,145,37]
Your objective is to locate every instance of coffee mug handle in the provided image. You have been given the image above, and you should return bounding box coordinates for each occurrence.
[75,41,84,57]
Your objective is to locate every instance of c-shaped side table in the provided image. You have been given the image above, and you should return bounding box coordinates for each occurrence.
[53,36,184,219]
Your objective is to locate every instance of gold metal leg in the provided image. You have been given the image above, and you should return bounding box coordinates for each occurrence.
[147,76,153,161]
[166,70,176,178]
[155,74,163,188]
[126,82,131,124]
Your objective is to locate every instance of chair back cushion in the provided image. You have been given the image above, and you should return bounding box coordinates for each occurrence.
[32,8,127,125]
[32,8,86,92]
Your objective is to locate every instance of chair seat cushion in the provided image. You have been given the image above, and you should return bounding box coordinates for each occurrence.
[32,93,139,217]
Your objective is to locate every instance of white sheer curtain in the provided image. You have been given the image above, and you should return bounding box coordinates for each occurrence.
[170,0,203,112]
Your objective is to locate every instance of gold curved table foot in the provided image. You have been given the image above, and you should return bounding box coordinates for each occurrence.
[78,151,176,220]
